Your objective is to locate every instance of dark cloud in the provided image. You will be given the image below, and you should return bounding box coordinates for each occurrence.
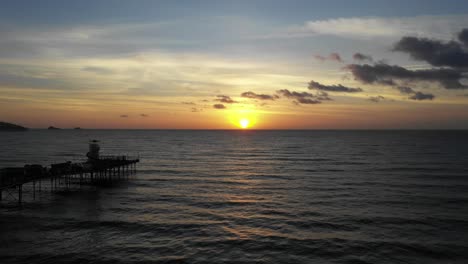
[140,114,148,117]
[393,35,468,69]
[409,91,435,101]
[459,29,468,47]
[191,107,201,112]
[241,91,278,100]
[347,63,466,89]
[295,98,321,104]
[314,91,332,101]
[369,96,385,103]
[120,115,128,118]
[314,53,343,63]
[276,89,322,105]
[395,86,435,100]
[396,86,415,94]
[215,95,237,104]
[353,53,373,62]
[308,80,362,93]
[329,53,342,62]
[213,104,226,109]
[395,86,435,101]
[182,101,196,105]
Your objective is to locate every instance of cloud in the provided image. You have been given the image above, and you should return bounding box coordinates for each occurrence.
[409,92,435,101]
[369,96,385,103]
[215,95,237,104]
[308,80,362,93]
[396,86,415,94]
[314,55,326,62]
[347,63,466,89]
[240,91,278,100]
[191,107,202,112]
[276,89,322,105]
[120,114,128,118]
[140,114,148,117]
[181,102,196,105]
[270,15,468,40]
[81,66,114,75]
[347,28,468,103]
[459,29,468,46]
[353,53,373,62]
[329,53,342,62]
[314,91,332,101]
[314,53,343,63]
[394,86,435,100]
[393,35,468,69]
[213,104,226,109]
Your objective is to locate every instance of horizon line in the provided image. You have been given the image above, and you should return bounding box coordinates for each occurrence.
[18,128,468,131]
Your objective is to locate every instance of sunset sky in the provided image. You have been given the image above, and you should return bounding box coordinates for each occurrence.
[1,0,468,129]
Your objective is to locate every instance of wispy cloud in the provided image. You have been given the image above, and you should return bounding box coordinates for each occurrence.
[314,53,343,63]
[276,89,322,105]
[215,95,237,104]
[262,15,468,40]
[81,66,114,75]
[240,91,278,100]
[369,96,386,103]
[395,86,434,100]
[308,80,362,93]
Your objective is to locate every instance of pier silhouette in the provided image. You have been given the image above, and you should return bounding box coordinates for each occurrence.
[0,140,139,205]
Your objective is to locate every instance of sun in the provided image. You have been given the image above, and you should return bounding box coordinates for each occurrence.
[239,118,250,129]
[228,110,257,129]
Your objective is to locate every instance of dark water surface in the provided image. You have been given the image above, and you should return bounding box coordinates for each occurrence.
[1,130,468,263]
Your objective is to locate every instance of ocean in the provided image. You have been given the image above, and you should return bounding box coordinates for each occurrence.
[1,130,468,263]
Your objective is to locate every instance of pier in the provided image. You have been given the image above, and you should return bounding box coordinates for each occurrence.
[0,140,139,205]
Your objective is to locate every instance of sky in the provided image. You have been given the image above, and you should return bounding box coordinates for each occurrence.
[1,0,468,129]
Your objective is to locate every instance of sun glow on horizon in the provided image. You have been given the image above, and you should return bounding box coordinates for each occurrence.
[227,110,258,129]
[239,118,250,129]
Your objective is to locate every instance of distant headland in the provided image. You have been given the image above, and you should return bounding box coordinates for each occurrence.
[0,121,28,131]
[48,126,61,130]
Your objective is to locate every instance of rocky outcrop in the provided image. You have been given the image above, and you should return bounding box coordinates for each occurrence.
[0,121,28,131]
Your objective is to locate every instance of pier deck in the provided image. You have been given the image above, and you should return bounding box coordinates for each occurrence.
[0,156,139,204]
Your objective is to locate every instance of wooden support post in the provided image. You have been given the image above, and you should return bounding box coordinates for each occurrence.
[18,184,22,204]
[33,179,36,200]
